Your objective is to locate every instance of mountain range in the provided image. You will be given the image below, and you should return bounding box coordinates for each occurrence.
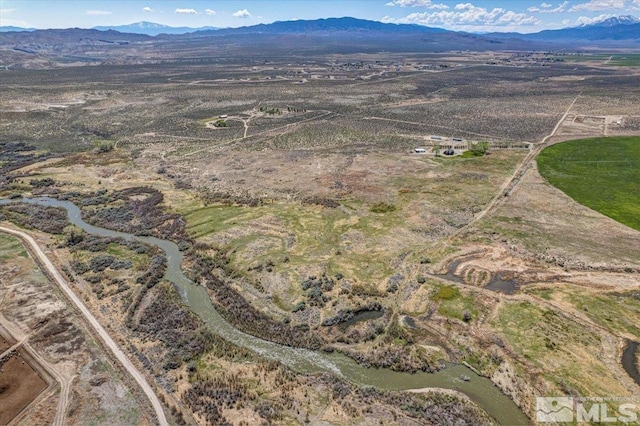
[488,15,640,42]
[1,15,638,42]
[581,15,640,27]
[0,16,637,57]
[92,21,218,36]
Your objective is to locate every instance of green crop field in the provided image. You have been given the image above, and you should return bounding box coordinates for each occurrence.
[537,136,640,231]
[608,54,640,67]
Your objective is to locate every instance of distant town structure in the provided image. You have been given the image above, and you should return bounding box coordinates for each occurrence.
[414,148,426,153]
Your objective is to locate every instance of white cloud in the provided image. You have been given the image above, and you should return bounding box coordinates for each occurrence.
[232,9,251,18]
[576,13,614,24]
[383,3,540,30]
[569,0,625,12]
[175,8,199,14]
[0,17,30,27]
[143,6,153,13]
[496,10,532,24]
[86,10,112,16]
[385,0,448,9]
[0,7,25,26]
[528,1,568,13]
[205,8,216,15]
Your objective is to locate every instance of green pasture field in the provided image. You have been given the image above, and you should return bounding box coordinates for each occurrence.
[537,136,640,231]
[544,53,640,67]
[608,54,640,67]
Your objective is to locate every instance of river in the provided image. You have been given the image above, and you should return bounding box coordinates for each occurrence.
[0,197,530,425]
[622,340,640,388]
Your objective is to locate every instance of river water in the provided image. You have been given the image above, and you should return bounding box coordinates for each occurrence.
[622,340,640,387]
[0,197,530,425]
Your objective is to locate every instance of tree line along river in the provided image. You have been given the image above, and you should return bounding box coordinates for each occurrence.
[0,196,530,425]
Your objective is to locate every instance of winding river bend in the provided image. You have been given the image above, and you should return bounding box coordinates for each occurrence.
[0,197,529,425]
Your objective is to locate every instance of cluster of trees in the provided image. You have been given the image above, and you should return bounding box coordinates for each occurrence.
[0,142,52,188]
[78,186,189,242]
[125,254,167,325]
[259,106,282,115]
[0,204,68,234]
[188,248,326,349]
[133,282,215,370]
[469,141,489,156]
[300,274,336,308]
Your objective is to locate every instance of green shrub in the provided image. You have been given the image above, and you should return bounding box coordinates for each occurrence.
[292,301,306,312]
[433,285,460,301]
[469,142,489,156]
[95,140,115,153]
[370,202,396,213]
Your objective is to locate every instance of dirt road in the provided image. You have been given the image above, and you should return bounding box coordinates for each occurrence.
[474,92,581,222]
[0,314,67,426]
[0,225,168,426]
[185,110,332,158]
[429,92,582,255]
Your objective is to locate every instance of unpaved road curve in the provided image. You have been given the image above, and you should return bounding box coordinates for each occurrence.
[0,226,168,426]
[26,340,74,426]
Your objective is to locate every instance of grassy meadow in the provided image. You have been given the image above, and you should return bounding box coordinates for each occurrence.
[537,136,640,231]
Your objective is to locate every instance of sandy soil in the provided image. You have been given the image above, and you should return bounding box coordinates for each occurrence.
[0,333,14,353]
[0,353,48,425]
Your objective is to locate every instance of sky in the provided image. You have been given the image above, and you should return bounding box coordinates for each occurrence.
[1,0,639,33]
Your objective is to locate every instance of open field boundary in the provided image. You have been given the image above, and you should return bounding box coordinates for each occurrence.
[0,320,54,426]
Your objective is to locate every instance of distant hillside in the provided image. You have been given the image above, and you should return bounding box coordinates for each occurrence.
[197,17,448,36]
[0,28,152,45]
[0,26,37,32]
[490,15,640,43]
[93,21,218,36]
[1,15,637,68]
[178,17,531,53]
[0,17,522,52]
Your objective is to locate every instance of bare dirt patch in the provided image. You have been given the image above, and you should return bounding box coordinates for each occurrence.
[0,332,15,353]
[0,352,48,425]
[466,155,640,273]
